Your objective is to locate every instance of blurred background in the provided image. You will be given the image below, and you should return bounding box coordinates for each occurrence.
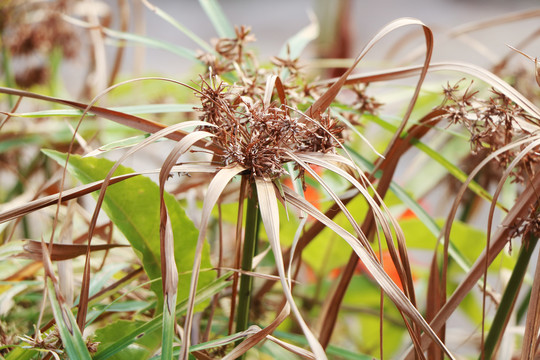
[104,0,540,77]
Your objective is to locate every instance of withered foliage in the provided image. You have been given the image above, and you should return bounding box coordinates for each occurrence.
[439,79,540,184]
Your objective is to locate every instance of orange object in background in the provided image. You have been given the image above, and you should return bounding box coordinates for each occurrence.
[282,165,323,210]
[329,250,417,291]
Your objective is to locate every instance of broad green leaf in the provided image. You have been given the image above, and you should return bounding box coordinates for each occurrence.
[198,0,235,38]
[93,319,161,360]
[43,150,214,309]
[4,347,40,360]
[47,278,92,360]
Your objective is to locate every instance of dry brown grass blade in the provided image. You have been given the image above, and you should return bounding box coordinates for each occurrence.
[223,304,290,360]
[263,75,287,108]
[0,164,218,225]
[108,0,129,87]
[0,173,138,224]
[58,201,75,307]
[521,248,540,359]
[22,240,129,261]
[158,131,215,312]
[0,95,22,131]
[404,169,540,358]
[160,209,178,314]
[281,186,455,358]
[505,44,540,87]
[180,165,246,360]
[294,152,422,350]
[255,177,327,359]
[327,62,540,121]
[0,85,221,153]
[426,253,444,360]
[307,18,432,124]
[228,177,247,335]
[73,119,214,332]
[448,9,540,37]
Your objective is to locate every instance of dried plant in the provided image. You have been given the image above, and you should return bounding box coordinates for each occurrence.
[1,3,540,360]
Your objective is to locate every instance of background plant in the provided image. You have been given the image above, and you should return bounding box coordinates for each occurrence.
[1,1,540,359]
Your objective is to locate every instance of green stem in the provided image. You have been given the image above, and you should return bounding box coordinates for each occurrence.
[482,233,538,360]
[235,181,259,342]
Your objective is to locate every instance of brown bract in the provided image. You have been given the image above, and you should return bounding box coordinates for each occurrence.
[196,78,343,179]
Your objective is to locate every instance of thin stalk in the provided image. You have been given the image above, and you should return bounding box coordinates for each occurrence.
[482,232,538,360]
[235,181,259,343]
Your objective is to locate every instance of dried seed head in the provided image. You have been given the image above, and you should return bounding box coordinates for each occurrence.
[195,77,343,179]
[439,80,540,184]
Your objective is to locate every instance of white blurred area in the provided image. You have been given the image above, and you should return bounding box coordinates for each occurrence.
[97,0,540,77]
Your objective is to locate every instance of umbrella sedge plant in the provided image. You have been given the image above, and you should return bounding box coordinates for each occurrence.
[1,2,540,359]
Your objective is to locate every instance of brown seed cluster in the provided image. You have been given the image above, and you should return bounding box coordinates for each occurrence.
[197,79,344,179]
[439,80,540,184]
[195,26,347,179]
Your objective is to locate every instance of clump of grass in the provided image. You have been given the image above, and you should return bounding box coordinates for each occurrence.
[1,2,540,360]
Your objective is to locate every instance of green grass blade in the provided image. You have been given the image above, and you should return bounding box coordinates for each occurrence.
[93,272,232,360]
[43,150,214,309]
[103,27,200,62]
[198,0,235,38]
[161,292,177,360]
[46,278,92,360]
[144,1,214,53]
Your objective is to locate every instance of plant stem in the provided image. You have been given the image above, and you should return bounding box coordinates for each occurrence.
[235,181,259,341]
[482,232,538,360]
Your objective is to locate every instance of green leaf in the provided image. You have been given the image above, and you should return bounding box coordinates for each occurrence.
[103,27,200,62]
[93,319,161,360]
[144,2,214,53]
[42,150,214,309]
[161,292,177,360]
[4,347,39,360]
[198,0,235,38]
[47,278,92,360]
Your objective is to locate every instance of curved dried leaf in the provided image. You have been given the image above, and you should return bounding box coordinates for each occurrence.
[281,186,455,359]
[180,165,245,359]
[255,178,327,359]
[22,240,129,261]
